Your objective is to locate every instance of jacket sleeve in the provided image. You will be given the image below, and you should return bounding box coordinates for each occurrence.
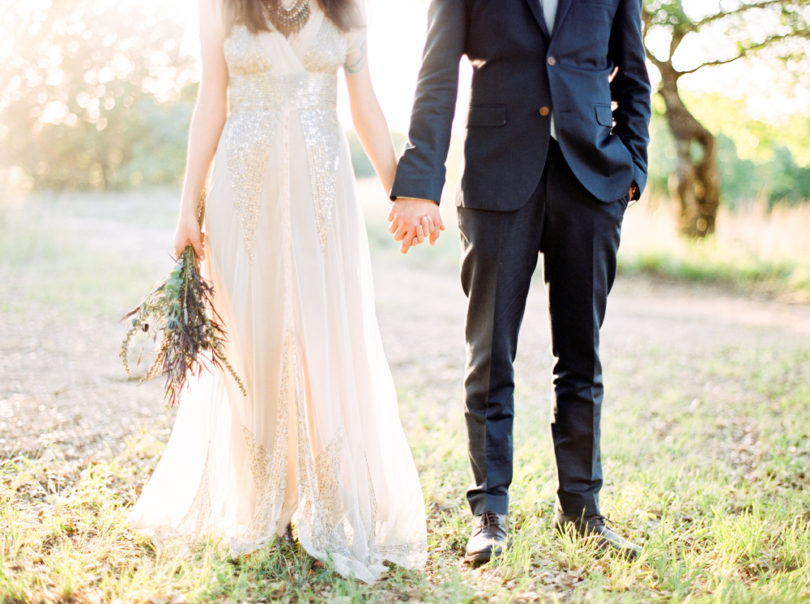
[608,0,651,199]
[389,0,466,203]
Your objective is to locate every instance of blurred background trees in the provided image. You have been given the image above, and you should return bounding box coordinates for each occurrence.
[1,0,809,242]
[0,0,195,190]
[642,0,810,237]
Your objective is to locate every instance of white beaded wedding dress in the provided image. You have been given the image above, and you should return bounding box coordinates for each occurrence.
[128,5,427,584]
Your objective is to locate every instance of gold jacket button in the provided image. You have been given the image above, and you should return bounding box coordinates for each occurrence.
[539,106,550,117]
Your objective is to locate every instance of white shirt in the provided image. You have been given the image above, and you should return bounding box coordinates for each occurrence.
[540,0,559,138]
[541,0,558,33]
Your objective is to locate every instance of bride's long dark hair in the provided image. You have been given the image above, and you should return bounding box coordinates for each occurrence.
[225,0,363,33]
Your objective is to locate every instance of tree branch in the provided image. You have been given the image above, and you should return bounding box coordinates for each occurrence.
[669,29,686,60]
[692,0,790,32]
[644,48,668,72]
[677,29,810,75]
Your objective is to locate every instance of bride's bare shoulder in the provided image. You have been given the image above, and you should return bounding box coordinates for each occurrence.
[350,0,367,29]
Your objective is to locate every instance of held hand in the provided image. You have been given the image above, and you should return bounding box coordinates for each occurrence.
[387,198,445,254]
[173,211,205,260]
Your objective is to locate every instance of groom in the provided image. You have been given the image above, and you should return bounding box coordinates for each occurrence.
[388,0,651,563]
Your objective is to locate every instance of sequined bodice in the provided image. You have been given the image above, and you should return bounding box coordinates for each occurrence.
[224,17,348,113]
[219,15,347,259]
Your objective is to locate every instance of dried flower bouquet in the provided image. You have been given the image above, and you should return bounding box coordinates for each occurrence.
[120,198,246,407]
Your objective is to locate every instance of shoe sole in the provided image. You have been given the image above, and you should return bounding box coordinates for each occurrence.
[464,545,505,566]
[464,551,491,565]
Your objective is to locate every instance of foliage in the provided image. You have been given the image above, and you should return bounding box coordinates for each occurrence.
[647,94,810,208]
[0,0,195,190]
[121,244,246,408]
[648,123,810,210]
[619,240,804,293]
[642,0,810,236]
[766,145,810,206]
[643,0,810,74]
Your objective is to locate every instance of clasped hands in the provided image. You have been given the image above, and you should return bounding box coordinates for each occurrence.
[387,197,445,254]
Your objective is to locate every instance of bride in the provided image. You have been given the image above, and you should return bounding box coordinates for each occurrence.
[129,0,429,583]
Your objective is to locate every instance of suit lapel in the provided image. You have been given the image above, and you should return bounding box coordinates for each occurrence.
[524,0,550,38]
[553,0,574,34]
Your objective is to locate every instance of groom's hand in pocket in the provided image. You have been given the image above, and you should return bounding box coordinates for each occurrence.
[387,198,444,254]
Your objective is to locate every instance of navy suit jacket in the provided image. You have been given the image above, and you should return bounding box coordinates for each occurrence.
[390,0,652,210]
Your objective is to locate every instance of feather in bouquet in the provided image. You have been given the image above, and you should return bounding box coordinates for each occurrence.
[120,196,246,407]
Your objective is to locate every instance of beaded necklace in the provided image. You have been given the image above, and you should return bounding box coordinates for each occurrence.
[266,0,311,37]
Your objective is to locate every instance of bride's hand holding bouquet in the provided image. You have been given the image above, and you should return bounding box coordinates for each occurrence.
[173,195,206,261]
[120,192,245,408]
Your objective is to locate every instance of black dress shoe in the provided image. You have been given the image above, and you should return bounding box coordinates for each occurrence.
[555,513,641,559]
[465,512,508,564]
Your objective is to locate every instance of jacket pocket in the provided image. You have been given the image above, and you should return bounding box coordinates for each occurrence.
[594,103,614,128]
[467,104,507,128]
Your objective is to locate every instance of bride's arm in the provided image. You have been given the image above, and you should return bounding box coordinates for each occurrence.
[343,31,397,194]
[173,0,229,260]
[344,25,444,251]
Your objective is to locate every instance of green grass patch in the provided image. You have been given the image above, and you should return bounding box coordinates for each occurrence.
[4,338,810,602]
[618,244,810,299]
[617,201,810,300]
[2,190,810,601]
[0,192,175,319]
[4,413,809,602]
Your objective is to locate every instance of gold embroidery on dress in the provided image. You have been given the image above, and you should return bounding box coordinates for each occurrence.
[242,426,272,536]
[225,113,276,262]
[223,19,344,255]
[226,70,339,255]
[303,17,347,73]
[296,416,347,553]
[300,109,339,250]
[223,26,277,261]
[224,25,273,75]
[300,18,345,249]
[241,348,289,539]
[365,454,378,543]
[313,435,343,531]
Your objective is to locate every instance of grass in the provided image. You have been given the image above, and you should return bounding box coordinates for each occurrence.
[361,179,810,300]
[618,199,810,301]
[0,192,173,318]
[361,156,810,301]
[3,355,809,602]
[0,432,436,603]
[2,188,810,602]
[617,244,810,302]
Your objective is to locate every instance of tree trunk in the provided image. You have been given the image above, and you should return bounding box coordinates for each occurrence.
[658,65,721,238]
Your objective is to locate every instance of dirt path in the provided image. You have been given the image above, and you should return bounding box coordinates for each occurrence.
[2,191,809,463]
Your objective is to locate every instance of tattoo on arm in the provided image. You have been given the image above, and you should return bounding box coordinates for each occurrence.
[345,37,367,74]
